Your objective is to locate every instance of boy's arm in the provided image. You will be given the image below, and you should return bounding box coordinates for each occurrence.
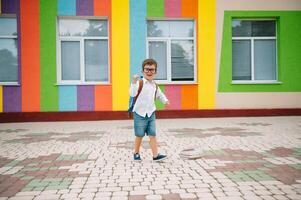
[129,82,139,97]
[129,74,140,97]
[156,87,169,104]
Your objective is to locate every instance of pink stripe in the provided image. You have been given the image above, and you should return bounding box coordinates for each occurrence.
[164,0,181,17]
[164,85,181,110]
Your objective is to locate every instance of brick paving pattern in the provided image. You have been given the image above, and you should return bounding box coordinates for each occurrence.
[0,116,300,200]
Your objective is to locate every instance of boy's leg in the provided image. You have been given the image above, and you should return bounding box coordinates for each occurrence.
[147,114,166,161]
[146,113,158,157]
[149,136,158,157]
[133,112,146,154]
[134,136,143,154]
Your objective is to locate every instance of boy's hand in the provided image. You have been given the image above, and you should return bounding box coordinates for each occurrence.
[132,74,139,84]
[165,101,170,105]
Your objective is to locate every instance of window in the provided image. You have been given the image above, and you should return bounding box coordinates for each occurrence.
[57,18,109,84]
[0,16,18,84]
[232,20,277,83]
[147,20,195,83]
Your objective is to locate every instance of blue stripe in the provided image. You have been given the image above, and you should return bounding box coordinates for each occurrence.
[57,0,77,112]
[58,0,76,15]
[130,0,147,80]
[59,86,77,111]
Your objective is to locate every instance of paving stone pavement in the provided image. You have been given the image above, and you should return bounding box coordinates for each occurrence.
[0,116,301,200]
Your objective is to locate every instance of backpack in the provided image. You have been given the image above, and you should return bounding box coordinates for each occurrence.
[128,80,143,119]
[128,80,158,119]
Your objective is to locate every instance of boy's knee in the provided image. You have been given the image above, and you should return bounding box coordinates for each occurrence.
[149,136,156,140]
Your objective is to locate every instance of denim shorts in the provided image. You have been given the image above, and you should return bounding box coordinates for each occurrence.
[134,112,156,137]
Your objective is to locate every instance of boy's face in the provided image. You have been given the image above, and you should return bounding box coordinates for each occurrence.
[142,64,157,81]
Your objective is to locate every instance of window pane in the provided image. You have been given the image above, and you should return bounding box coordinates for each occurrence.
[232,20,251,37]
[85,40,108,82]
[232,40,251,80]
[61,41,80,80]
[252,21,276,37]
[149,41,167,80]
[171,40,194,81]
[0,39,18,82]
[0,18,17,36]
[59,19,107,37]
[254,40,276,80]
[170,21,194,37]
[147,21,169,37]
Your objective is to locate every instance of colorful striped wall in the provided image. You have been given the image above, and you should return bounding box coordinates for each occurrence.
[1,0,298,114]
[131,0,200,111]
[0,0,114,113]
[0,0,209,113]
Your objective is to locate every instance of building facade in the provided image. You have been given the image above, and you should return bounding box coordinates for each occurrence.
[0,0,300,119]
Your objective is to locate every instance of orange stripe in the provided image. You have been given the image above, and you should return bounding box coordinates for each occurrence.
[94,0,110,16]
[181,0,197,17]
[21,0,40,111]
[94,85,112,111]
[181,85,198,110]
[94,0,112,111]
[181,0,198,110]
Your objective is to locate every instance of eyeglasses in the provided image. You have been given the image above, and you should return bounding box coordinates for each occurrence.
[143,68,156,73]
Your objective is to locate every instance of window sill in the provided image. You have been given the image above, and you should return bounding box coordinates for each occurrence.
[0,82,20,86]
[231,81,282,85]
[56,82,111,86]
[155,80,197,85]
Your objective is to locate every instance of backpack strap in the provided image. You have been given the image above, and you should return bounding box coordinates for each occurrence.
[133,79,143,106]
[154,83,158,101]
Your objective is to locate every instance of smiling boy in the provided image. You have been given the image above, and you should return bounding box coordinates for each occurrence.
[129,58,169,162]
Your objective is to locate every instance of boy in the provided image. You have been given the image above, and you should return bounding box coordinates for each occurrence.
[129,58,169,162]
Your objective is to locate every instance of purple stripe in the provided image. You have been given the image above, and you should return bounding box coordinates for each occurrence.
[2,0,21,113]
[1,0,18,13]
[76,0,93,16]
[17,0,21,83]
[3,87,21,112]
[77,86,94,111]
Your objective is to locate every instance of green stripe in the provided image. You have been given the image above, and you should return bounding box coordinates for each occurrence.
[148,0,164,109]
[40,0,58,111]
[147,0,164,17]
[156,85,165,110]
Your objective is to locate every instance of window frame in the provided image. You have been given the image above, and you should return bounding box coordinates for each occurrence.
[146,18,197,84]
[231,18,279,84]
[56,16,110,85]
[0,15,19,85]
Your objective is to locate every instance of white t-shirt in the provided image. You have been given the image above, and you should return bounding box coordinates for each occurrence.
[129,78,168,117]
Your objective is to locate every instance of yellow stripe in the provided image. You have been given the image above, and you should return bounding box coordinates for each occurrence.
[112,0,130,111]
[198,0,216,109]
[0,86,2,112]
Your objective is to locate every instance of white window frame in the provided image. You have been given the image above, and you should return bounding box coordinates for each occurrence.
[231,19,280,84]
[56,16,110,85]
[146,19,197,84]
[0,15,19,85]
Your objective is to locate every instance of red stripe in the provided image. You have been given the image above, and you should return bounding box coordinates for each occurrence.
[94,0,112,111]
[20,0,40,111]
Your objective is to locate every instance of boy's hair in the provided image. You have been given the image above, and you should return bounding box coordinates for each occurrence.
[142,58,157,70]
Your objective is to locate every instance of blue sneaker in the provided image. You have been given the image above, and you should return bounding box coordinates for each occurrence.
[153,154,167,162]
[133,153,141,161]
